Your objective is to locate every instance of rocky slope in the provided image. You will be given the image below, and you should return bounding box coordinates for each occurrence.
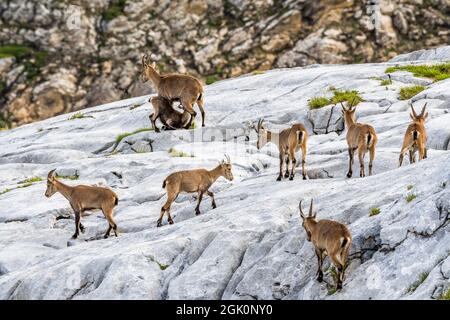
[0,50,449,299]
[1,0,449,127]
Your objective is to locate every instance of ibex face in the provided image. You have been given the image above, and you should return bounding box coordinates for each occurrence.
[299,199,316,241]
[410,103,428,124]
[254,119,268,150]
[45,169,58,197]
[219,155,234,181]
[341,104,356,124]
[141,54,157,83]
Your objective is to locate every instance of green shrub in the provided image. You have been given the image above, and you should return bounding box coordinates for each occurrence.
[438,289,450,300]
[18,177,42,184]
[407,184,414,191]
[406,193,417,203]
[0,188,12,195]
[369,208,380,217]
[386,63,450,82]
[399,85,425,100]
[381,79,392,86]
[205,75,219,85]
[331,89,363,107]
[308,97,331,109]
[102,0,127,21]
[0,45,31,59]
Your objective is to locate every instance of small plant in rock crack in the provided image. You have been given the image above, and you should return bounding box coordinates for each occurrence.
[406,193,417,203]
[407,272,429,293]
[308,97,331,109]
[0,188,12,195]
[399,85,425,100]
[369,207,380,216]
[18,177,42,185]
[407,184,414,191]
[168,148,194,157]
[438,288,450,300]
[68,112,94,120]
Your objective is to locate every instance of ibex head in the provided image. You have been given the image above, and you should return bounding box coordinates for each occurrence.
[340,99,357,122]
[45,169,58,197]
[218,154,234,181]
[299,199,317,242]
[410,103,428,123]
[141,54,157,83]
[254,118,268,150]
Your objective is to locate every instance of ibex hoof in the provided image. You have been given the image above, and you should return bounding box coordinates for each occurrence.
[202,124,205,127]
[284,172,289,178]
[155,128,160,133]
[336,283,343,290]
[156,221,162,228]
[346,172,352,178]
[104,234,109,239]
[276,176,282,181]
[212,204,217,209]
[303,176,307,180]
[289,176,294,181]
[168,219,174,225]
[317,275,323,283]
[195,211,201,216]
[71,234,78,240]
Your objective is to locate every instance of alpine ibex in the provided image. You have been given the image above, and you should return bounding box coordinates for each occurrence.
[399,103,428,166]
[150,96,193,132]
[255,119,308,181]
[157,156,234,227]
[299,199,352,290]
[141,54,206,127]
[341,102,378,178]
[45,169,119,239]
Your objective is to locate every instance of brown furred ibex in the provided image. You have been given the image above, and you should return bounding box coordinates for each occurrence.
[399,103,428,167]
[45,169,119,239]
[255,119,308,181]
[141,54,206,127]
[150,96,193,132]
[341,101,378,178]
[299,199,352,290]
[158,155,234,227]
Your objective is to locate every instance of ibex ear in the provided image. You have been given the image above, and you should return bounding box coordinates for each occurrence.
[151,62,157,69]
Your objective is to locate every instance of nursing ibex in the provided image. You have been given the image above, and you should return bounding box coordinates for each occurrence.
[399,103,428,166]
[150,96,193,132]
[141,54,206,127]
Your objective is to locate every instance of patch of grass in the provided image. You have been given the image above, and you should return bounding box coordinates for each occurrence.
[0,110,13,129]
[438,288,450,300]
[115,128,153,144]
[102,0,127,21]
[327,286,337,295]
[157,262,169,270]
[0,45,48,82]
[399,85,425,100]
[56,174,79,180]
[252,70,265,75]
[407,272,429,293]
[308,97,331,110]
[17,182,33,188]
[168,148,194,157]
[331,89,363,107]
[381,79,392,86]
[406,193,417,203]
[369,207,380,217]
[68,112,92,120]
[407,184,414,191]
[0,188,12,195]
[0,44,31,59]
[386,63,450,82]
[18,177,42,184]
[205,75,219,85]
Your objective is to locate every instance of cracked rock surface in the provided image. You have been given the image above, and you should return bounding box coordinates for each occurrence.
[0,55,449,299]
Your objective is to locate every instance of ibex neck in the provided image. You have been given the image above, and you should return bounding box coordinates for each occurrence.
[146,67,161,87]
[208,165,223,183]
[267,131,280,147]
[344,114,355,127]
[54,179,74,201]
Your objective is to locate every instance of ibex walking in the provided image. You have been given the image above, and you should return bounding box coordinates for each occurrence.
[341,102,378,178]
[299,199,352,290]
[255,119,308,181]
[45,170,119,239]
[158,156,234,227]
[149,96,193,132]
[141,54,206,127]
[399,103,428,166]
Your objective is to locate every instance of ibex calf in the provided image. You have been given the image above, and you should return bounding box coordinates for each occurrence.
[150,96,193,132]
[255,119,308,181]
[341,102,378,178]
[158,156,233,227]
[141,54,206,127]
[45,169,119,239]
[299,199,352,290]
[399,103,428,166]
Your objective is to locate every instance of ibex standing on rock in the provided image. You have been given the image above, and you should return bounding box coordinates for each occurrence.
[141,54,206,127]
[255,119,308,181]
[299,199,352,291]
[45,170,119,239]
[399,103,428,166]
[158,156,234,227]
[341,102,377,178]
